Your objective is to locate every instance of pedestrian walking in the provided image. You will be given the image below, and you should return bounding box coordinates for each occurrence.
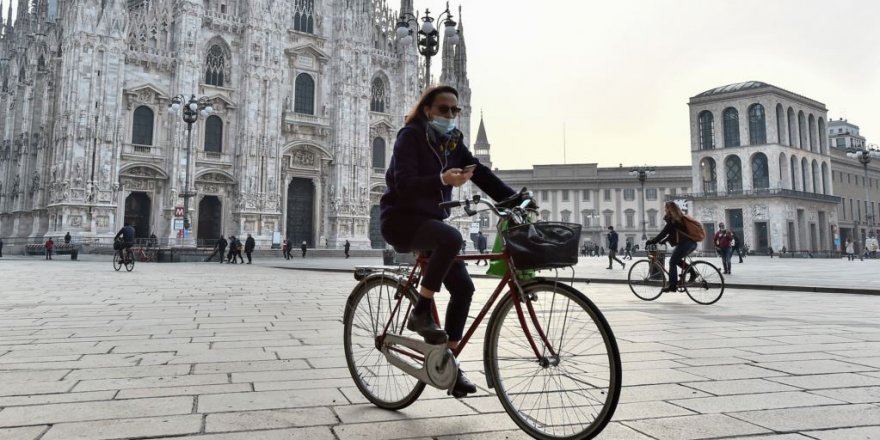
[235,237,245,263]
[623,239,633,260]
[605,226,625,270]
[344,240,351,259]
[149,233,158,248]
[732,230,745,263]
[282,239,290,260]
[227,236,238,263]
[64,232,71,244]
[0,237,4,258]
[301,241,307,258]
[475,231,488,266]
[245,234,256,264]
[768,246,774,258]
[714,222,734,274]
[45,237,54,260]
[845,239,855,261]
[866,234,878,259]
[213,235,227,263]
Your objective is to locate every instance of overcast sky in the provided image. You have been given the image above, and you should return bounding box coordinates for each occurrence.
[415,0,880,170]
[15,2,880,170]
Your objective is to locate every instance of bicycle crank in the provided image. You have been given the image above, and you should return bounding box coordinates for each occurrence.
[381,334,458,391]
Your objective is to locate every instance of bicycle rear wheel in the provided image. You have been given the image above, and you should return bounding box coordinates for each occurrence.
[627,260,665,301]
[343,275,426,410]
[113,251,122,271]
[683,261,724,305]
[486,281,621,439]
[124,252,135,272]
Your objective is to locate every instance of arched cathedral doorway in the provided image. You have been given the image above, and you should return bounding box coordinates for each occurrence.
[286,178,314,247]
[124,192,151,240]
[197,196,222,242]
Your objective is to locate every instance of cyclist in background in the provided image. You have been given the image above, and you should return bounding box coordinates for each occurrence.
[379,85,516,397]
[645,202,698,293]
[114,223,136,263]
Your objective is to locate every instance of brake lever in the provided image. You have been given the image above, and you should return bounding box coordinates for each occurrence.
[463,200,477,216]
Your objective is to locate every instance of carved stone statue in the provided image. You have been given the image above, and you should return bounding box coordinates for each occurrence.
[12,174,20,195]
[30,171,40,196]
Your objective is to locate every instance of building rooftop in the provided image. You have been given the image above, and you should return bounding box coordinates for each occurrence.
[694,81,770,98]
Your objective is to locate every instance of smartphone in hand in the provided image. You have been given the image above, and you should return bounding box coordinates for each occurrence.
[462,164,477,173]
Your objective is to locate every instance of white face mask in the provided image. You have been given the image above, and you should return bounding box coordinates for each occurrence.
[428,116,457,134]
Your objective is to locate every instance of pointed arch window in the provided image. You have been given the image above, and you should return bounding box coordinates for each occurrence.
[132,106,155,146]
[294,73,315,115]
[205,45,226,87]
[372,137,386,170]
[293,0,315,34]
[776,103,786,145]
[748,103,766,145]
[698,111,715,150]
[370,78,387,113]
[751,153,769,190]
[725,155,743,194]
[204,116,223,153]
[723,107,740,148]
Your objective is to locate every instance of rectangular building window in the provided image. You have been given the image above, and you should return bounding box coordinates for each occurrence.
[541,190,548,201]
[623,189,635,201]
[582,189,590,201]
[603,189,611,201]
[625,212,634,228]
[648,212,657,228]
[562,190,569,202]
[645,188,658,200]
[670,188,677,195]
[603,213,612,227]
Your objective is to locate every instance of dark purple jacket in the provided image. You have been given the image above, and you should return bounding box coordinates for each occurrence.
[380,120,514,222]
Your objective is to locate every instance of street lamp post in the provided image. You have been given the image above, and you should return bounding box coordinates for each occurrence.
[168,95,214,239]
[396,3,459,89]
[629,166,656,242]
[846,144,880,252]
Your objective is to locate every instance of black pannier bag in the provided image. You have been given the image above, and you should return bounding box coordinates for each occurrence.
[113,237,125,251]
[503,222,581,270]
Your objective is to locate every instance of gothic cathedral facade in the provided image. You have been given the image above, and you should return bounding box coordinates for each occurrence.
[0,0,472,249]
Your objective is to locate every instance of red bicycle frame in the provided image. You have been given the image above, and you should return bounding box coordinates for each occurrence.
[379,249,559,361]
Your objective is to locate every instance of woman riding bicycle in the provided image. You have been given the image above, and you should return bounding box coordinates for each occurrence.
[645,201,700,292]
[379,85,516,397]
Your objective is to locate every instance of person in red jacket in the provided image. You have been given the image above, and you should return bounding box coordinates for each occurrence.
[45,237,54,260]
[714,222,734,275]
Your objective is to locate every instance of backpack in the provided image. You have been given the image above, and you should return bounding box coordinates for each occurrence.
[679,216,706,242]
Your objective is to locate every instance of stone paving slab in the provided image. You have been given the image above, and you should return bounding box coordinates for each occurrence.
[2,259,880,439]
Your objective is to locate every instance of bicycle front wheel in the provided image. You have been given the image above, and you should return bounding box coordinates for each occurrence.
[486,281,621,439]
[684,261,724,305]
[627,260,665,301]
[125,252,135,272]
[343,275,425,410]
[113,251,122,271]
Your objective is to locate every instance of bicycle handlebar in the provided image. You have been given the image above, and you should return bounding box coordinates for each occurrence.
[438,188,537,223]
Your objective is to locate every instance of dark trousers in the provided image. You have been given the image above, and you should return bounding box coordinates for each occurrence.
[246,251,252,263]
[382,216,474,341]
[719,247,734,273]
[607,249,624,268]
[668,240,697,288]
[46,249,52,260]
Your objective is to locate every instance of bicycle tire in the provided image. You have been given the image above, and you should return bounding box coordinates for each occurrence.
[485,281,621,439]
[125,251,135,272]
[627,260,665,301]
[113,251,122,271]
[343,275,426,410]
[683,261,724,305]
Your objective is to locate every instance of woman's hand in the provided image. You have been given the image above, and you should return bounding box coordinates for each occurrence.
[441,168,474,187]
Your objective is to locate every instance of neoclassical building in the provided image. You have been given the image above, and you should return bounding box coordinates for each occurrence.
[0,0,473,249]
[685,81,841,253]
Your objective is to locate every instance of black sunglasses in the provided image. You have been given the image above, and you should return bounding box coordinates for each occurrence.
[435,104,462,115]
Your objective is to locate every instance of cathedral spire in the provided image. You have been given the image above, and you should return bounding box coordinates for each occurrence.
[6,1,13,36]
[454,6,467,80]
[399,0,413,17]
[473,110,492,168]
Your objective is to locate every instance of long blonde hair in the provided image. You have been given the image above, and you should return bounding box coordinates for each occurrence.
[404,85,459,125]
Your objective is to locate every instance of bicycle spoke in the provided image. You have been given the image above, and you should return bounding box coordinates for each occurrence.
[488,283,620,439]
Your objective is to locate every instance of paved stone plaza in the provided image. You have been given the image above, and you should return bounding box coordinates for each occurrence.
[2,257,880,439]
